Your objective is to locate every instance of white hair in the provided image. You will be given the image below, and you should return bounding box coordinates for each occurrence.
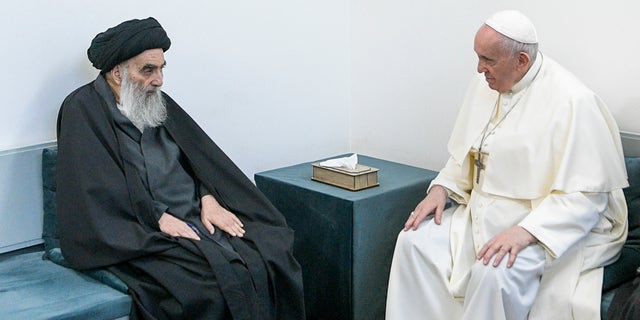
[498,35,538,63]
[117,64,167,132]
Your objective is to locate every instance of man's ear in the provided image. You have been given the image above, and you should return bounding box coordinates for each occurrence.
[111,65,123,85]
[517,52,531,70]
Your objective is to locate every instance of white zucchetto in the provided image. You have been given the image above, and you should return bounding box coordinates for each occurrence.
[485,10,538,44]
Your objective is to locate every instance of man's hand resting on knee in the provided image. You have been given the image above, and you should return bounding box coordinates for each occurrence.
[404,185,448,231]
[477,226,537,268]
[201,195,245,237]
[159,213,201,240]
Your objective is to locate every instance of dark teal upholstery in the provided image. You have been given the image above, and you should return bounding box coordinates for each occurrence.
[46,248,129,294]
[602,157,640,317]
[0,147,133,319]
[603,157,640,289]
[42,147,59,252]
[0,252,130,320]
[41,147,129,294]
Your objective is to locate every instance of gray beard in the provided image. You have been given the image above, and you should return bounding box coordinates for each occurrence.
[117,73,167,132]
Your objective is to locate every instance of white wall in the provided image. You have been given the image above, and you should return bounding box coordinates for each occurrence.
[0,0,350,177]
[1,0,638,179]
[351,0,640,171]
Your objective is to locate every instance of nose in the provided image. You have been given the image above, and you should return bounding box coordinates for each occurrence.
[149,70,163,87]
[477,60,487,74]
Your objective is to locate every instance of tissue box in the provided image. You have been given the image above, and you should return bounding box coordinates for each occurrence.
[311,163,379,191]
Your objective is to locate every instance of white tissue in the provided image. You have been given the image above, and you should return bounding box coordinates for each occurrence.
[319,153,358,170]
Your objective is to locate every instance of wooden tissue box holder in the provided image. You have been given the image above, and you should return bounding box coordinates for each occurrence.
[311,163,379,191]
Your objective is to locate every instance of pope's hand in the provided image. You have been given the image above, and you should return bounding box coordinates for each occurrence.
[200,195,245,237]
[404,185,448,231]
[477,226,536,268]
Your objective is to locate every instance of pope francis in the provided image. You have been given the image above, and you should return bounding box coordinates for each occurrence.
[385,10,628,320]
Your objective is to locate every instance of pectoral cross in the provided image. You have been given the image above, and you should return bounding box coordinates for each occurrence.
[474,153,485,184]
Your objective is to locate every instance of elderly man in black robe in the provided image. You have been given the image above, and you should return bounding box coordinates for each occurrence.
[56,17,305,320]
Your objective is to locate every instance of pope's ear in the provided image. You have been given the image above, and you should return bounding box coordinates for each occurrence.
[517,52,531,69]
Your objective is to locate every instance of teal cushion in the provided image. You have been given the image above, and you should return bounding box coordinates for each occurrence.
[46,248,129,294]
[42,147,59,252]
[603,156,640,291]
[41,147,129,294]
[601,289,616,319]
[624,156,640,244]
[0,251,130,320]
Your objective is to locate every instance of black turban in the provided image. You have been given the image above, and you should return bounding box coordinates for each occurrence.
[87,17,171,73]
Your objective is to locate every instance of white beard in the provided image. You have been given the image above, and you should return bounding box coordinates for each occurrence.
[117,70,167,132]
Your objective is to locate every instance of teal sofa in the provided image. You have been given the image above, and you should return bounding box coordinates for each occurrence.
[0,148,131,319]
[602,155,640,318]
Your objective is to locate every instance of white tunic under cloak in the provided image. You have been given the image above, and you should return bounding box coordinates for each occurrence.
[405,53,628,319]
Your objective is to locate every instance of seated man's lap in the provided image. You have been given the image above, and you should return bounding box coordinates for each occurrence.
[468,244,545,287]
[110,237,267,319]
[461,236,544,320]
[394,205,545,307]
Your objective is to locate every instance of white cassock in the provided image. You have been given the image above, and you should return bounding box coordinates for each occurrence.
[386,53,629,320]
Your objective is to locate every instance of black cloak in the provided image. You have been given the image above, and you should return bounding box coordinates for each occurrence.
[56,75,305,319]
